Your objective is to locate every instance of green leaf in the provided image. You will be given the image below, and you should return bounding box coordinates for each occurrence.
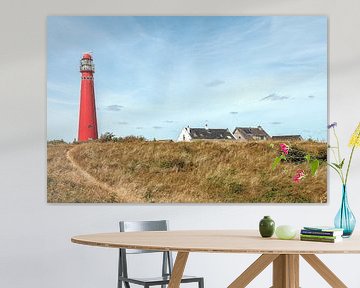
[339,158,345,169]
[269,143,275,148]
[328,163,341,173]
[280,154,287,161]
[332,162,340,169]
[272,156,282,170]
[310,159,320,176]
[332,160,344,169]
[305,154,311,163]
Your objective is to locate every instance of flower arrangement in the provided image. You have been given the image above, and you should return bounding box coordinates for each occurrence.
[329,122,360,237]
[328,122,360,185]
[271,123,360,184]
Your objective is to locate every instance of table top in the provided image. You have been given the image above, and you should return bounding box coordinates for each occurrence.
[71,230,360,254]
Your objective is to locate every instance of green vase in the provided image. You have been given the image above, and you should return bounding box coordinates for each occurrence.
[259,216,275,237]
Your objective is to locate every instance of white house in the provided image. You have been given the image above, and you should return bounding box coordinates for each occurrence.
[233,126,271,141]
[177,125,236,142]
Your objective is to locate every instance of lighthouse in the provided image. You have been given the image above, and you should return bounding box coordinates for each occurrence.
[77,53,98,141]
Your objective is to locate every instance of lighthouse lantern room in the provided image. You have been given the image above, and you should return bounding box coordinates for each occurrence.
[77,53,98,141]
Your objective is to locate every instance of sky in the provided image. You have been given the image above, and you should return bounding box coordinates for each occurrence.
[47,16,328,142]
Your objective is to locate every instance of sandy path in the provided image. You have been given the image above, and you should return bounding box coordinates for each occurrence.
[66,146,135,202]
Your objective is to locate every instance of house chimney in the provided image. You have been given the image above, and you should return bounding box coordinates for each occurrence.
[258,125,262,130]
[205,123,209,130]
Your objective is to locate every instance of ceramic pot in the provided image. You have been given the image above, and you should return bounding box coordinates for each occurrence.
[259,216,275,238]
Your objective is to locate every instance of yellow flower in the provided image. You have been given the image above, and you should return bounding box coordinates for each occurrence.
[349,122,360,147]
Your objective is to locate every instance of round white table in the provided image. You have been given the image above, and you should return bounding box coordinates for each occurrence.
[72,230,360,287]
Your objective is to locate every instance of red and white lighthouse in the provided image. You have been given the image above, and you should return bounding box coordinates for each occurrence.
[78,53,98,141]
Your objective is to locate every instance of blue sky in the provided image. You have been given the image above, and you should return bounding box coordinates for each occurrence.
[47,16,327,142]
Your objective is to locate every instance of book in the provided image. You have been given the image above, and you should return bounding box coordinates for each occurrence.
[303,226,344,232]
[300,236,343,243]
[301,229,343,237]
[300,234,341,240]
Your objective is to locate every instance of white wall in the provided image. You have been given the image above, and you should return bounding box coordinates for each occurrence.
[1,0,360,287]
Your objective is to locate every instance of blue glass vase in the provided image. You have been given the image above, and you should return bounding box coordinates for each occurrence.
[334,185,356,237]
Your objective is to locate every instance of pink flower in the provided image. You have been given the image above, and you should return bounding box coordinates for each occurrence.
[279,143,289,155]
[293,169,306,183]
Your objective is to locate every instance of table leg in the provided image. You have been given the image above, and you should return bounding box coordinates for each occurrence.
[229,253,348,288]
[228,254,279,288]
[272,254,299,288]
[301,254,347,288]
[168,252,189,288]
[288,255,299,287]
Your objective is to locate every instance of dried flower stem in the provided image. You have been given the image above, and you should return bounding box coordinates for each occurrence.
[345,129,360,185]
[345,145,356,185]
[330,127,345,184]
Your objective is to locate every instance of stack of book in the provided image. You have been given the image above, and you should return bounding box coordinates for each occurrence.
[300,226,344,243]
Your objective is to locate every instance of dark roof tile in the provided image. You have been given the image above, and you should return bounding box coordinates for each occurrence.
[272,135,303,140]
[187,128,235,140]
[233,127,271,139]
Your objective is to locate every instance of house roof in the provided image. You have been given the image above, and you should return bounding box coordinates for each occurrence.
[233,126,271,140]
[272,135,303,140]
[186,128,235,140]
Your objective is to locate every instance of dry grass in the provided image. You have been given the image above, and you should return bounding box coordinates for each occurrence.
[47,140,327,203]
[47,143,119,203]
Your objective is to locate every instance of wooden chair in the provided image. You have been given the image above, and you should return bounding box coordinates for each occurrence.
[118,220,204,288]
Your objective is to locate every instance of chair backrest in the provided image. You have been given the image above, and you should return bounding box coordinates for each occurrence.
[119,220,169,254]
[118,220,174,283]
[120,220,168,232]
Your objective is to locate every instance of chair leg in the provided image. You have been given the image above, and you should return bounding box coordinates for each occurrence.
[199,278,204,288]
[118,279,130,288]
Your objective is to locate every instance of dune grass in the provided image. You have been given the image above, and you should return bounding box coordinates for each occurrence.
[47,139,327,203]
[47,143,118,203]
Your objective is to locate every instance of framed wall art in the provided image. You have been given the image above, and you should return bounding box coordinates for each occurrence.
[47,16,328,203]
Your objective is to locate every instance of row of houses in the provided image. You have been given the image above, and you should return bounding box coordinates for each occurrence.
[177,125,303,142]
